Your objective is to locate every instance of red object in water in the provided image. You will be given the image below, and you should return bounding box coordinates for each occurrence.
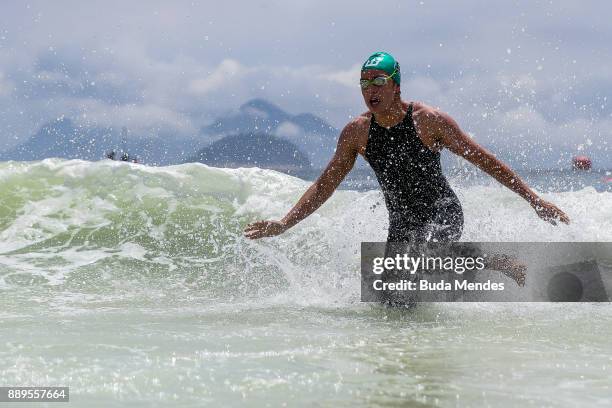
[572,155,592,170]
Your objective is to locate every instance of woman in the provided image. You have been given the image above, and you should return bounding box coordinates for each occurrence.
[244,52,569,243]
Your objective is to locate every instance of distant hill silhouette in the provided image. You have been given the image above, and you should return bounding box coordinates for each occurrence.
[0,117,113,161]
[202,99,338,168]
[0,118,204,165]
[204,99,336,135]
[187,132,312,174]
[0,98,338,169]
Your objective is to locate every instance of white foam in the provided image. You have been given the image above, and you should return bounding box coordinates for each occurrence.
[0,160,609,300]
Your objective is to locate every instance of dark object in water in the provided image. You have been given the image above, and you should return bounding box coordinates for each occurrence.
[572,155,592,170]
[105,150,138,163]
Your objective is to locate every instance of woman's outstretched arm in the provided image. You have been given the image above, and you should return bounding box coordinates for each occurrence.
[421,107,569,225]
[244,121,361,239]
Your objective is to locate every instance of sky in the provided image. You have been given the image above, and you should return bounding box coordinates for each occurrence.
[0,0,610,168]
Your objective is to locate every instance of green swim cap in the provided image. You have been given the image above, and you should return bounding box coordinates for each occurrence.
[361,52,401,85]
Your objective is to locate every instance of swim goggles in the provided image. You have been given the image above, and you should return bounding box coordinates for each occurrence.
[359,69,398,90]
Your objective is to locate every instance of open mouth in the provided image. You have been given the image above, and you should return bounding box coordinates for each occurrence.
[369,97,380,107]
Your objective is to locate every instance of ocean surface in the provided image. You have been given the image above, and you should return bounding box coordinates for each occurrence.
[1,159,611,407]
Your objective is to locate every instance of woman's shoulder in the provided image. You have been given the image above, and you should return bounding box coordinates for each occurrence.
[409,100,439,119]
[343,111,372,134]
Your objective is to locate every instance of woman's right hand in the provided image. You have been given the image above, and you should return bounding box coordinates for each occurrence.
[243,220,288,239]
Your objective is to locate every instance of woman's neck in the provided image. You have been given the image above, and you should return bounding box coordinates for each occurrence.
[373,100,406,128]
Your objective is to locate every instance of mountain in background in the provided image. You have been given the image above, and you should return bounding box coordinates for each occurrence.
[0,118,206,165]
[0,99,338,170]
[0,117,113,161]
[187,132,312,175]
[1,99,607,172]
[201,99,339,168]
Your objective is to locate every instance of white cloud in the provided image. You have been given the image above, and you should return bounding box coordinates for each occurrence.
[72,99,196,135]
[404,76,444,101]
[502,106,549,130]
[319,64,361,88]
[0,71,11,97]
[189,59,248,95]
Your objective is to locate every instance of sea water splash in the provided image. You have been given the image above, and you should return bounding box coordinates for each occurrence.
[0,159,610,303]
[1,159,612,407]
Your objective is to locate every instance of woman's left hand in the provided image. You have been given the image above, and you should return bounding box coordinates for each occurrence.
[531,199,570,225]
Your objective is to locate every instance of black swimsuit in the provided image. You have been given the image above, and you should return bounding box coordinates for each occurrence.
[364,102,464,243]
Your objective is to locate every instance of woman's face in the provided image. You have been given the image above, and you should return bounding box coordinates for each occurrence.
[360,69,399,114]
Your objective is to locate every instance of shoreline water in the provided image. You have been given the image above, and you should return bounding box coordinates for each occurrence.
[0,159,610,407]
